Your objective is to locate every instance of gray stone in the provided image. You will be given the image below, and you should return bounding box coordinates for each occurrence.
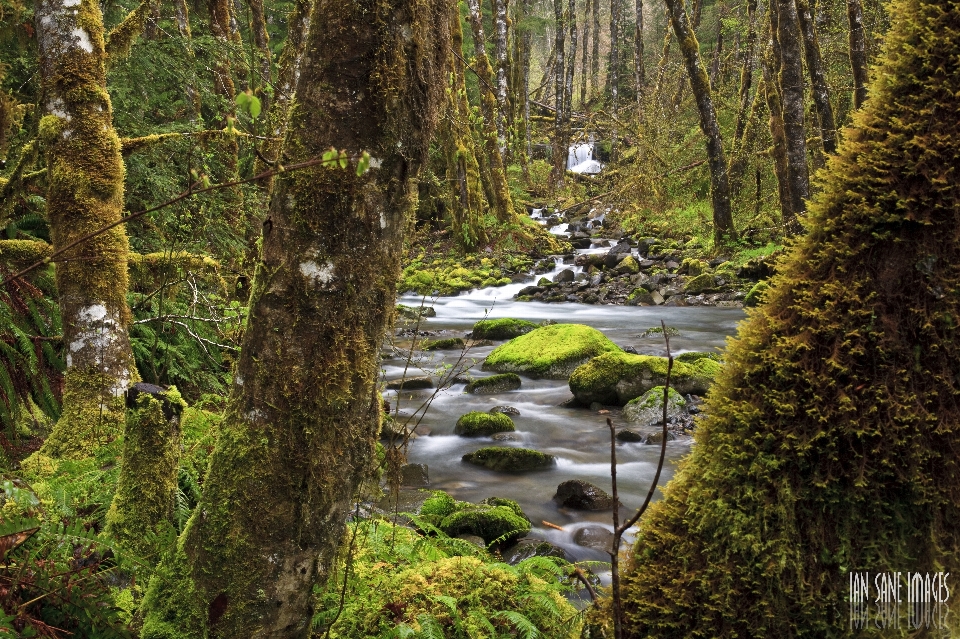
[623,387,686,427]
[553,479,617,510]
[616,429,646,442]
[573,526,614,553]
[456,534,487,548]
[651,290,665,305]
[400,463,429,487]
[645,430,677,445]
[502,538,568,564]
[385,376,434,391]
[554,268,575,283]
[490,405,520,416]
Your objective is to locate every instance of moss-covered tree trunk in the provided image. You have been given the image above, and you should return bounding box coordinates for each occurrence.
[591,0,600,98]
[138,0,448,636]
[621,0,960,636]
[634,0,644,102]
[663,0,737,244]
[247,0,272,115]
[551,0,567,189]
[173,0,201,117]
[32,0,137,459]
[492,0,510,151]
[847,0,868,109]
[774,0,809,230]
[732,0,758,147]
[796,0,837,155]
[581,0,590,106]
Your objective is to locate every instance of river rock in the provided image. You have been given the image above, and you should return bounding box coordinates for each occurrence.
[568,352,722,405]
[462,447,557,472]
[553,479,617,510]
[440,504,531,544]
[623,387,686,426]
[645,430,677,445]
[482,324,622,379]
[491,432,521,442]
[490,405,520,416]
[455,411,515,437]
[400,463,429,487]
[684,273,718,294]
[502,538,568,564]
[650,290,665,305]
[385,376,434,391]
[554,268,575,283]
[615,255,640,274]
[456,534,487,548]
[423,337,466,351]
[616,429,646,442]
[396,304,436,320]
[465,373,522,394]
[471,318,540,340]
[573,526,615,553]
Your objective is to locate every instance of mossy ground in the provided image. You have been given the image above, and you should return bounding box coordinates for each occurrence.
[483,324,622,379]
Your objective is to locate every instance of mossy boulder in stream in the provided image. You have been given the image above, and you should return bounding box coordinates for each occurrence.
[622,386,687,426]
[462,447,557,472]
[471,318,540,340]
[569,352,721,406]
[482,324,622,379]
[423,337,466,351]
[455,411,515,437]
[439,505,531,544]
[464,373,522,394]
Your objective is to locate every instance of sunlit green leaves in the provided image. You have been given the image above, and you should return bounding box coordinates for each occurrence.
[234,90,262,119]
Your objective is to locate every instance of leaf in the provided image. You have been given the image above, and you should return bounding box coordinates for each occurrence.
[338,150,348,169]
[235,92,251,108]
[248,95,262,119]
[356,151,371,176]
[0,526,38,557]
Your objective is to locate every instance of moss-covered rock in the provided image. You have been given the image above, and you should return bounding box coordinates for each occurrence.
[553,479,617,510]
[627,287,655,305]
[462,447,557,472]
[615,255,640,274]
[439,505,531,544]
[464,373,522,394]
[622,386,686,426]
[422,337,466,351]
[684,273,717,294]
[569,352,721,405]
[419,490,458,521]
[471,318,540,340]
[674,351,722,364]
[479,496,530,522]
[454,411,515,436]
[483,324,622,379]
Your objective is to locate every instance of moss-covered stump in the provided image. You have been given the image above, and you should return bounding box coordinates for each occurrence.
[105,383,186,556]
[622,386,687,426]
[471,317,540,340]
[462,447,557,472]
[569,352,720,406]
[422,337,466,351]
[439,505,531,544]
[482,324,622,379]
[620,2,960,636]
[464,373,522,394]
[455,411,515,436]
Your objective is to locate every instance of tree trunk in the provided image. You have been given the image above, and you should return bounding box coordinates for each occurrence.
[564,0,577,125]
[708,0,724,89]
[591,0,600,98]
[492,0,510,151]
[774,0,809,231]
[732,0,758,147]
[652,14,672,101]
[32,0,137,459]
[467,0,515,220]
[173,0,201,117]
[634,0,644,101]
[444,1,489,249]
[609,0,621,157]
[247,0,273,115]
[795,0,836,155]
[552,0,567,189]
[847,0,868,109]
[762,42,794,228]
[663,0,737,244]
[581,0,590,106]
[621,0,960,634]
[138,1,448,637]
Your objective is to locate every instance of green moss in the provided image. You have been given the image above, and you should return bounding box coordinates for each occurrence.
[627,386,686,410]
[419,490,458,520]
[454,411,515,436]
[684,273,717,294]
[462,447,557,472]
[675,351,722,364]
[479,496,529,521]
[569,352,721,405]
[0,239,52,269]
[616,255,640,274]
[471,318,540,340]
[743,280,770,307]
[439,505,531,544]
[422,337,466,351]
[464,373,522,394]
[483,324,622,379]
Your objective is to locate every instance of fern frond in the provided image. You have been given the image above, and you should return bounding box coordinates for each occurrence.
[491,610,540,639]
[415,613,446,639]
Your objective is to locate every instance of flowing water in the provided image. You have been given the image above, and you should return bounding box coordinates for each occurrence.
[388,256,745,566]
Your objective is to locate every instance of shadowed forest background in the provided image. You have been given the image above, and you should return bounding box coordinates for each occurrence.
[0,0,958,636]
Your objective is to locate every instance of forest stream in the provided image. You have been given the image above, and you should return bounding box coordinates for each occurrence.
[384,247,744,571]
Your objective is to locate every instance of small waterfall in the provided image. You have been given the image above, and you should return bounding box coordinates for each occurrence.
[567,143,603,175]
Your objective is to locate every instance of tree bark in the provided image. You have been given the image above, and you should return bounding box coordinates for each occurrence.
[32,0,137,459]
[763,41,794,228]
[732,0,758,147]
[564,0,577,126]
[796,0,836,154]
[492,0,510,150]
[138,1,448,637]
[634,0,644,101]
[847,0,868,109]
[552,0,567,189]
[247,0,273,115]
[774,0,809,230]
[173,0,201,117]
[708,0,725,89]
[663,0,737,244]
[467,0,515,220]
[609,0,621,157]
[581,0,590,106]
[591,0,600,98]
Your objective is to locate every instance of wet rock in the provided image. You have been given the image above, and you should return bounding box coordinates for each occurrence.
[385,376,434,391]
[650,290,665,305]
[396,304,437,320]
[573,526,615,553]
[517,285,544,297]
[623,386,687,426]
[400,463,430,487]
[483,324,621,379]
[456,534,487,548]
[553,479,617,510]
[663,295,687,307]
[684,273,718,294]
[554,268,575,283]
[462,447,557,472]
[490,405,520,416]
[502,538,568,564]
[440,504,531,544]
[568,352,722,405]
[645,430,677,445]
[423,337,466,351]
[616,429,646,442]
[491,432,521,442]
[455,411,515,437]
[534,259,556,273]
[465,373,522,394]
[571,237,592,249]
[665,260,680,270]
[615,255,640,274]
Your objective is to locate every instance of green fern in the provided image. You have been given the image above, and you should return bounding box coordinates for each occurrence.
[491,610,541,639]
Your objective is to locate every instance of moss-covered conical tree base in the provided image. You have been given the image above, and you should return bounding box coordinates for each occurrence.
[620,1,960,636]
